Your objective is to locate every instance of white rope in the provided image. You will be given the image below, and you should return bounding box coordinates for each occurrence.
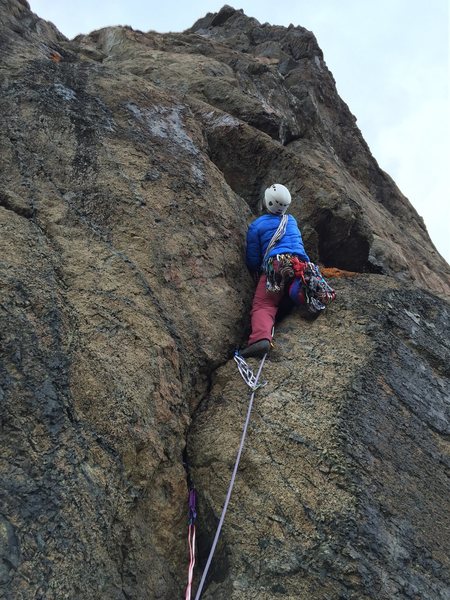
[262,214,288,266]
[193,353,267,600]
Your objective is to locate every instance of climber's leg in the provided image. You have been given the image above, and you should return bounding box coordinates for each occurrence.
[247,274,283,345]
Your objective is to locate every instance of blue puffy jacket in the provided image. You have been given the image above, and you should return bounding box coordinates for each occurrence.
[246,213,310,272]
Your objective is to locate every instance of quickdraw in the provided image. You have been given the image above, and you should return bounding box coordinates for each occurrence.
[234,352,267,390]
[289,262,336,313]
[264,253,306,292]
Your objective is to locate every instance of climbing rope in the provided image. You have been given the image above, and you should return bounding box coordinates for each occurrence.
[185,489,197,600]
[262,214,288,268]
[193,351,268,600]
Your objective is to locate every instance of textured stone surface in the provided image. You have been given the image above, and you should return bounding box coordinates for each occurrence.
[188,276,450,599]
[0,2,449,599]
[75,5,450,297]
[1,3,251,598]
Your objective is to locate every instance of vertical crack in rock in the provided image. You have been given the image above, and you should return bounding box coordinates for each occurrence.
[1,2,449,599]
[187,277,450,599]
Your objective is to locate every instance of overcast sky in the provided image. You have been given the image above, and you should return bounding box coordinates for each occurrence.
[30,1,450,263]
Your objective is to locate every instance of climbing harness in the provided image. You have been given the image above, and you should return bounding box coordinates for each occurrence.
[193,351,268,600]
[184,489,197,600]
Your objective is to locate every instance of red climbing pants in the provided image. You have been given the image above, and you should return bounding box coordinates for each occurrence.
[248,274,284,344]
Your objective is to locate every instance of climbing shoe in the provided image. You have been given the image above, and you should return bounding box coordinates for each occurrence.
[239,339,271,359]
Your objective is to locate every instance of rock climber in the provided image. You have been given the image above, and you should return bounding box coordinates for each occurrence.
[240,183,310,358]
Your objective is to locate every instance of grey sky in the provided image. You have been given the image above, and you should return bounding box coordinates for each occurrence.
[30,1,450,263]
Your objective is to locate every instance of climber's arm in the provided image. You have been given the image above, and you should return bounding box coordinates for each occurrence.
[245,221,262,274]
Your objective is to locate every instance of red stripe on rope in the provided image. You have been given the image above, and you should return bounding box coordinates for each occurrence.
[185,524,196,600]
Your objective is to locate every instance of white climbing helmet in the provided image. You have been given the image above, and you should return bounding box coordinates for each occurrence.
[264,183,292,215]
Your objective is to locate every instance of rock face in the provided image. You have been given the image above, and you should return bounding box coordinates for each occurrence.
[0,2,449,599]
[189,276,450,599]
[76,4,450,296]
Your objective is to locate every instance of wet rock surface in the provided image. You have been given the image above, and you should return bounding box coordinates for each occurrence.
[0,2,449,599]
